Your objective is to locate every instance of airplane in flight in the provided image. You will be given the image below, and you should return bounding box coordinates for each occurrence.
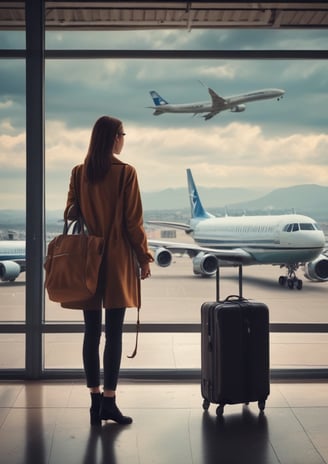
[148,87,285,120]
[147,169,328,289]
[0,240,25,281]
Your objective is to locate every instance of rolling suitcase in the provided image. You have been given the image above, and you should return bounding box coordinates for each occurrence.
[201,265,270,416]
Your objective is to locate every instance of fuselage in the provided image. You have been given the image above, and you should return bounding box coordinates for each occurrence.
[190,214,325,265]
[153,88,284,114]
[0,240,25,261]
[228,89,284,105]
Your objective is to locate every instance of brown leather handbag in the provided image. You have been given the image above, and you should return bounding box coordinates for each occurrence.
[44,170,104,304]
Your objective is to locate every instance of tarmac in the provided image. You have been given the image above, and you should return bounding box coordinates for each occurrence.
[0,255,327,371]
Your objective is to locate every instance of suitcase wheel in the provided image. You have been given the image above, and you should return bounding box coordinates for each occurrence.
[216,404,224,416]
[202,399,210,410]
[258,400,266,411]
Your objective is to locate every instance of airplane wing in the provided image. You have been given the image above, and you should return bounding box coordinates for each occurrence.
[208,87,227,110]
[145,106,164,116]
[148,239,254,265]
[203,111,220,121]
[201,88,228,120]
[147,220,192,233]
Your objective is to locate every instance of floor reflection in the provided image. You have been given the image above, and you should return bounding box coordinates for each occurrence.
[202,406,271,464]
[82,423,127,464]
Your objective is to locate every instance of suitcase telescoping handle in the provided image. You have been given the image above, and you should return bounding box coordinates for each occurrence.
[216,264,243,301]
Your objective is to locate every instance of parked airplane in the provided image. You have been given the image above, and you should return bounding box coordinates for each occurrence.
[148,87,285,120]
[0,240,25,281]
[147,169,328,289]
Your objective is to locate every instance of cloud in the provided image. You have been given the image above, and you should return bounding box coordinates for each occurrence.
[0,132,26,169]
[45,120,89,168]
[116,122,328,191]
[1,118,327,202]
[198,64,236,79]
[1,29,328,210]
[0,99,13,109]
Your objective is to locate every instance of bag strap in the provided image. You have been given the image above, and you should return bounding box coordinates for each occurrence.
[115,165,140,359]
[62,167,87,235]
[73,166,84,222]
[127,277,141,359]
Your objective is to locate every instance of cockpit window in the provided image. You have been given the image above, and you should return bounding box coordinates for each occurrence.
[300,223,315,231]
[283,222,319,232]
[283,224,292,232]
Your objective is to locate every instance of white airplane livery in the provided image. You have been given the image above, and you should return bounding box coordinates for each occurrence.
[0,240,25,281]
[148,169,328,289]
[148,87,285,120]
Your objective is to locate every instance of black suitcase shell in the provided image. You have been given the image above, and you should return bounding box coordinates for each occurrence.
[201,266,270,415]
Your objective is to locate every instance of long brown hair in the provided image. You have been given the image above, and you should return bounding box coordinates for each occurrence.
[84,115,122,183]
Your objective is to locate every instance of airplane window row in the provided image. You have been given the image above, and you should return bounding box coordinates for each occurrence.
[222,226,275,233]
[1,250,23,255]
[283,223,319,232]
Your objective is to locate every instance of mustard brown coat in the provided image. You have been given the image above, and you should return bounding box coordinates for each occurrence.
[63,157,152,310]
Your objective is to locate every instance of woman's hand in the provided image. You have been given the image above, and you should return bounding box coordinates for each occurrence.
[140,262,151,280]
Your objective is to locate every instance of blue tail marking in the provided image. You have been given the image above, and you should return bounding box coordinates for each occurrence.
[150,90,168,106]
[186,169,212,219]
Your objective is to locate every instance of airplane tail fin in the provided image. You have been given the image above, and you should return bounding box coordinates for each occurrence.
[186,169,214,219]
[149,90,168,106]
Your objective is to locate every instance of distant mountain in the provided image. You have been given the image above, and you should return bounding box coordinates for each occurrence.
[0,209,25,226]
[141,186,264,210]
[141,184,328,222]
[0,185,327,233]
[229,184,328,218]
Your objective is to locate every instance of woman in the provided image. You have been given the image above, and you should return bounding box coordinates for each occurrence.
[64,115,153,426]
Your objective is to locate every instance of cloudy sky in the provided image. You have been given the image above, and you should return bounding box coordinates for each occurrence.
[0,28,328,210]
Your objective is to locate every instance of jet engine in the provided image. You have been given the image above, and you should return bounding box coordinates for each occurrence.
[154,247,172,267]
[230,104,246,113]
[303,254,328,282]
[0,261,21,281]
[193,252,218,277]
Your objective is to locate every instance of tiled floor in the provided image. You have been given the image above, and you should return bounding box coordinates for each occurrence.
[0,381,327,464]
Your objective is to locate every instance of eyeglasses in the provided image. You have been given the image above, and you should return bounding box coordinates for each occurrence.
[117,132,126,137]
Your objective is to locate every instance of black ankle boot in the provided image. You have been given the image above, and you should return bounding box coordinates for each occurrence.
[90,392,102,426]
[99,395,133,425]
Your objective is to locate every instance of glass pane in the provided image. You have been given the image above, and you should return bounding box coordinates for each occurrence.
[46,29,328,50]
[44,332,328,371]
[0,31,25,49]
[0,59,26,323]
[0,334,25,368]
[44,333,201,370]
[44,333,84,369]
[271,333,328,369]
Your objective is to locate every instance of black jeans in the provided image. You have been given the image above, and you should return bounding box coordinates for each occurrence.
[83,308,126,391]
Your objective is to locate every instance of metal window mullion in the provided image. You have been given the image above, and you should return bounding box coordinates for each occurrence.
[45,49,328,60]
[25,0,45,379]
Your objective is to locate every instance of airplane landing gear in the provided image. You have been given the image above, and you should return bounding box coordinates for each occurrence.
[278,265,303,290]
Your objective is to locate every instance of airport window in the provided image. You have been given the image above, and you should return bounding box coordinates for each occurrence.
[42,56,328,377]
[0,4,328,381]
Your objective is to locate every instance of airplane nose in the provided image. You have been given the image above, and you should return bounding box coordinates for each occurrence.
[313,230,326,248]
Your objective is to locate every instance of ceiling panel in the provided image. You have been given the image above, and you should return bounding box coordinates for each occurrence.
[0,1,328,30]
